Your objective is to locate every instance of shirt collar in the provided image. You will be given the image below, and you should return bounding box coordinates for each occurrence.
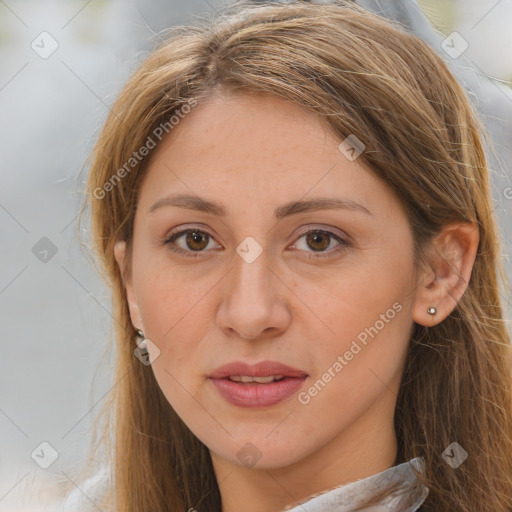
[280,457,429,512]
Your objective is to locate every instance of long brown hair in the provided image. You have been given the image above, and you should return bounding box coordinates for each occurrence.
[79,1,512,510]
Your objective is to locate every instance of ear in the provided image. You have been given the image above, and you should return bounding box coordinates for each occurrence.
[114,240,144,332]
[412,222,479,327]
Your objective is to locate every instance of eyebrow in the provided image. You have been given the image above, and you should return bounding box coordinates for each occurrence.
[148,193,372,219]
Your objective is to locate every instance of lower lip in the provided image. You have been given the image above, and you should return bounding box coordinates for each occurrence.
[209,376,307,408]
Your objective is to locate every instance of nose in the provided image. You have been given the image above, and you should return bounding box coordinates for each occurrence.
[216,247,292,341]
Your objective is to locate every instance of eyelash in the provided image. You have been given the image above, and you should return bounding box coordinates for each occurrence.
[162,226,350,259]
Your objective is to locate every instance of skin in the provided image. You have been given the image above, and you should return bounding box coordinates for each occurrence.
[114,92,479,512]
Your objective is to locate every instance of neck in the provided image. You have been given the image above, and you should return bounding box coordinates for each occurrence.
[211,393,398,512]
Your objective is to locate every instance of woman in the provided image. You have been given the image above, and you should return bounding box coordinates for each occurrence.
[74,1,512,510]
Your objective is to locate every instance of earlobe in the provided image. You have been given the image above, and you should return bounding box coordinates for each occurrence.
[113,239,144,332]
[412,222,479,327]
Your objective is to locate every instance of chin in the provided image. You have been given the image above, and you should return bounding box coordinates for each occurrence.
[210,431,316,470]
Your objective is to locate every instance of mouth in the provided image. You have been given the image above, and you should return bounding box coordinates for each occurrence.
[225,375,286,384]
[209,360,308,408]
[209,360,308,379]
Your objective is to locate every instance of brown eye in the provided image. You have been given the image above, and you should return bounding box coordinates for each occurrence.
[292,229,349,259]
[164,228,220,256]
[164,227,348,259]
[305,231,331,251]
[185,231,209,251]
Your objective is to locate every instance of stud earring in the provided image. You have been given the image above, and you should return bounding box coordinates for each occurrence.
[427,307,437,315]
[135,328,148,353]
[134,328,160,365]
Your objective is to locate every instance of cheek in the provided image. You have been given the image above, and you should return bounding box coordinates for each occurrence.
[297,256,415,391]
[136,267,210,347]
[304,257,412,340]
[134,268,213,421]
[292,275,413,445]
[133,263,218,397]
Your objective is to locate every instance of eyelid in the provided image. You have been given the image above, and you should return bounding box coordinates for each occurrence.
[163,224,350,258]
[163,225,221,257]
[293,224,349,243]
[290,226,350,259]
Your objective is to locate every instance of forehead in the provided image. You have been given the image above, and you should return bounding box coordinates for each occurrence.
[149,92,335,171]
[136,92,392,217]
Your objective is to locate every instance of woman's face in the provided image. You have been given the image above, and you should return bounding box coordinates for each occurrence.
[116,92,421,475]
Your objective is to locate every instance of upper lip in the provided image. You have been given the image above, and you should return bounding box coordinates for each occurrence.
[209,360,308,379]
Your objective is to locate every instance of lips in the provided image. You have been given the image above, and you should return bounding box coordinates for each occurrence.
[209,361,308,379]
[209,360,308,408]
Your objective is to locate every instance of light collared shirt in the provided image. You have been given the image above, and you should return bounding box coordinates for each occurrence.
[281,458,428,512]
[58,458,428,511]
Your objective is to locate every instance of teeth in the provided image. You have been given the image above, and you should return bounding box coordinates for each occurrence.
[228,375,285,383]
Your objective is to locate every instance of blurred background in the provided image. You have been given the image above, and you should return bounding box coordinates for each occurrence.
[0,1,510,510]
